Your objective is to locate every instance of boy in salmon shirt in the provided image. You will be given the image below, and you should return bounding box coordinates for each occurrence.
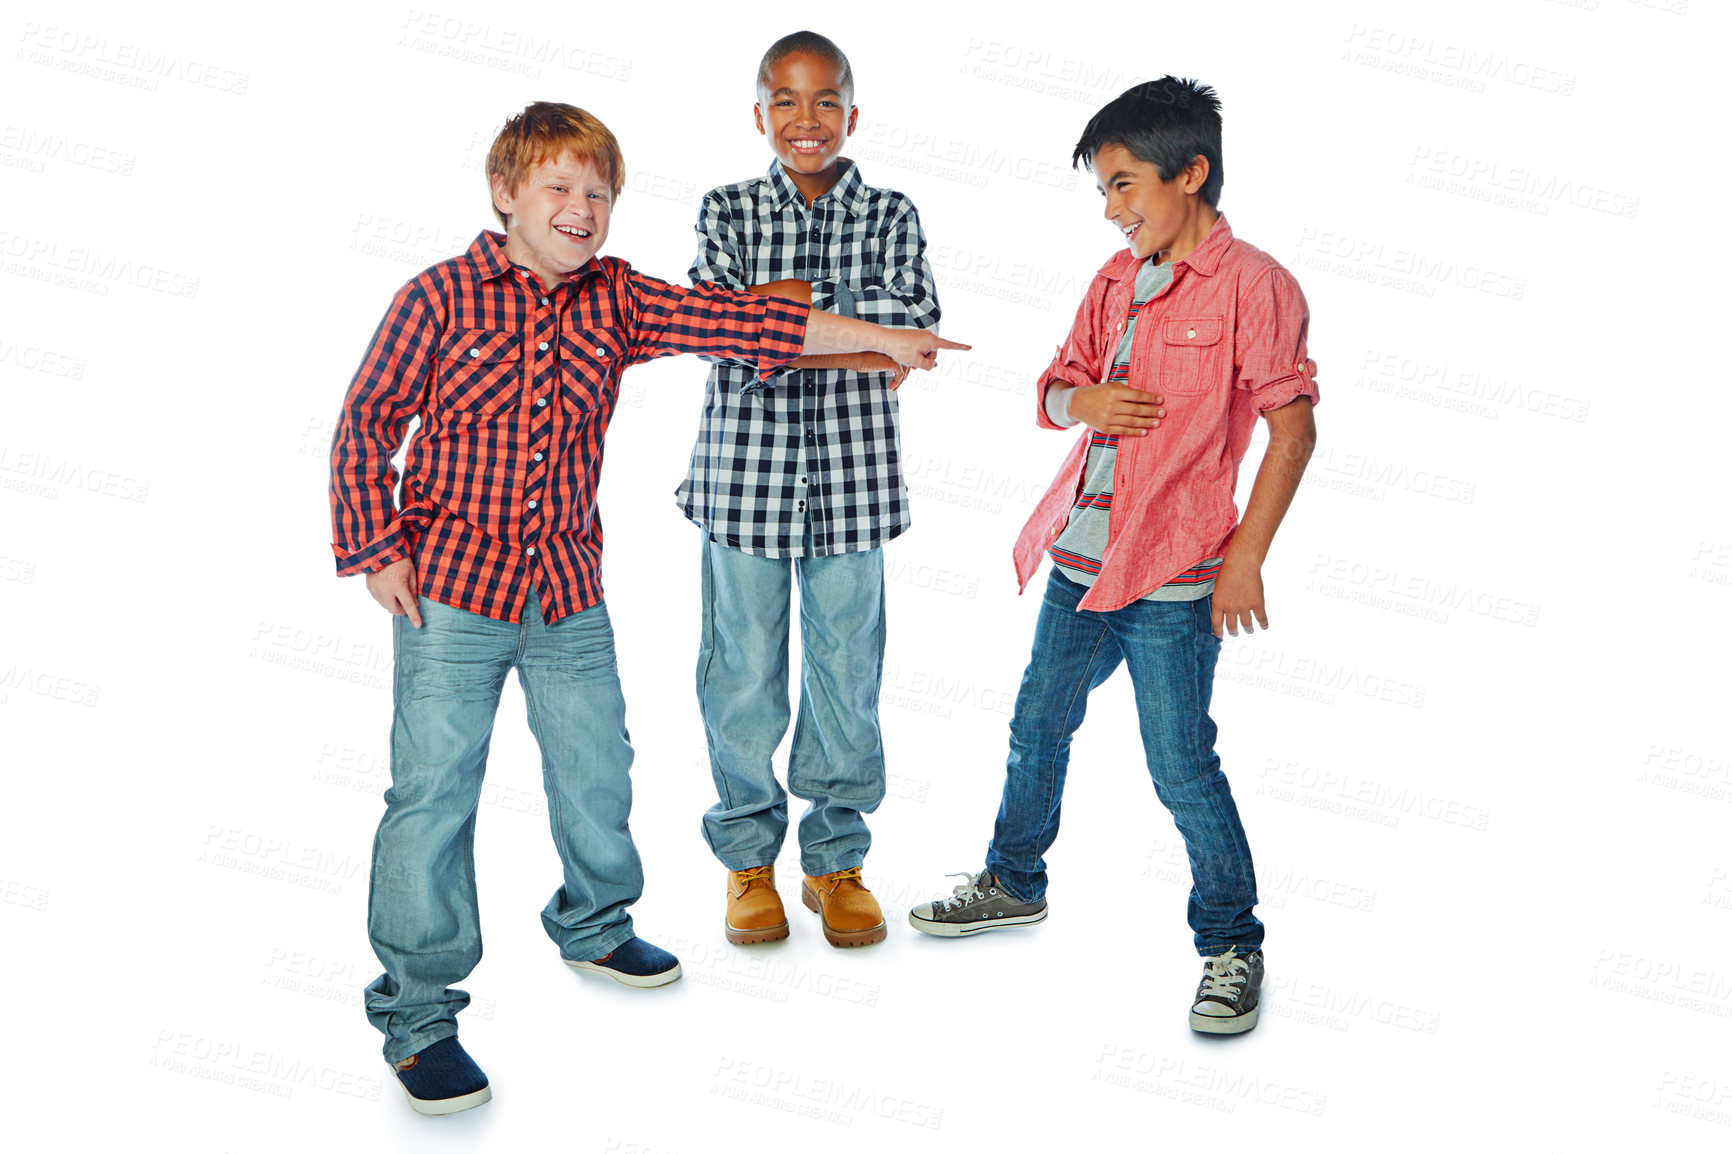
[908,78,1319,1036]
[330,101,963,1114]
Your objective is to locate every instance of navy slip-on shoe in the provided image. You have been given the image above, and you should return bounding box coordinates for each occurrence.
[563,936,682,988]
[390,1036,491,1115]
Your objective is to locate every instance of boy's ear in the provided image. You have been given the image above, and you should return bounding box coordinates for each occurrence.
[753,102,766,136]
[490,172,515,225]
[1182,155,1210,195]
[846,105,858,137]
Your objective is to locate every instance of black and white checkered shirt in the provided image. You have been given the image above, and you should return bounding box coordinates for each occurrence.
[677,158,941,557]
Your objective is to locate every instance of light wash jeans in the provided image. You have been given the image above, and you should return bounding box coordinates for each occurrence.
[985,569,1263,956]
[696,538,887,878]
[364,590,642,1062]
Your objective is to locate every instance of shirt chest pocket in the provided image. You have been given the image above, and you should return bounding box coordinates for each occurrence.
[1155,316,1227,396]
[436,329,521,417]
[558,328,624,415]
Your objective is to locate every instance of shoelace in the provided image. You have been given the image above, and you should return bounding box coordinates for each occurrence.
[823,866,864,889]
[1198,951,1250,1001]
[733,866,773,894]
[938,870,988,911]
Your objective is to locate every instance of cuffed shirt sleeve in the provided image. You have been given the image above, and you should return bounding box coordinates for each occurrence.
[810,198,940,332]
[1035,274,1108,430]
[1234,267,1320,412]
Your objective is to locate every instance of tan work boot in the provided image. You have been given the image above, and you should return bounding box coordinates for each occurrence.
[726,865,789,945]
[800,867,887,948]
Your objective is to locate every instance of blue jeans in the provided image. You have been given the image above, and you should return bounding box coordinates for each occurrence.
[696,538,887,877]
[985,569,1263,956]
[364,591,642,1062]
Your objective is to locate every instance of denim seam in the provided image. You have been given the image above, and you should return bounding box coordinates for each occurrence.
[695,543,737,811]
[1192,602,1259,932]
[1025,613,1117,901]
[385,1021,459,1067]
[789,551,887,870]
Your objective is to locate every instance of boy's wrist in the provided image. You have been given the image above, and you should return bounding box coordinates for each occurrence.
[1220,540,1267,572]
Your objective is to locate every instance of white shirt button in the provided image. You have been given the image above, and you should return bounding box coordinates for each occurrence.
[538,341,549,352]
[537,397,548,407]
[595,347,608,358]
[1187,328,1197,339]
[526,546,536,556]
[468,348,480,357]
[527,499,537,509]
[540,296,549,306]
[533,452,544,461]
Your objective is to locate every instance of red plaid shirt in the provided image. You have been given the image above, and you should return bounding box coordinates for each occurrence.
[1014,215,1320,611]
[330,231,809,623]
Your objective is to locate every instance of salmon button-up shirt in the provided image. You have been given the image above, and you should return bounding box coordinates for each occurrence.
[1013,215,1320,612]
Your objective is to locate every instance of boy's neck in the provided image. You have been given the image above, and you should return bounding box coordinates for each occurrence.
[1158,204,1220,266]
[781,160,844,208]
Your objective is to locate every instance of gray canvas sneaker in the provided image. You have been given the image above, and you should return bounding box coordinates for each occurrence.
[1189,948,1265,1034]
[908,870,1047,936]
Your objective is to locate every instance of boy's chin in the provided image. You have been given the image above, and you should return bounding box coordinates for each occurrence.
[778,152,838,172]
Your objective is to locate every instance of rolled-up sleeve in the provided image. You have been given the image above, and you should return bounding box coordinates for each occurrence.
[811,199,940,332]
[329,284,436,575]
[1035,274,1108,430]
[1234,267,1320,412]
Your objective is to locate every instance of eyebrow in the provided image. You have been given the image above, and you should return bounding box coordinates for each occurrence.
[770,86,843,99]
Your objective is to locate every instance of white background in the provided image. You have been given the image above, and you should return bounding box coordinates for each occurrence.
[3,0,1727,1148]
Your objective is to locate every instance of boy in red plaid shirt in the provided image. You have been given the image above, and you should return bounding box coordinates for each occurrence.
[330,101,964,1114]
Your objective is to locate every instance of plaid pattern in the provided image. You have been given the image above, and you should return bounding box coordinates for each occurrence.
[678,159,940,557]
[330,231,809,623]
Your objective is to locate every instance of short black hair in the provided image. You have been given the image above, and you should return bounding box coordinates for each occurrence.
[1073,77,1223,208]
[757,31,854,105]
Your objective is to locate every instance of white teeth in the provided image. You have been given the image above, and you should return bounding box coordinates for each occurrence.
[554,225,591,237]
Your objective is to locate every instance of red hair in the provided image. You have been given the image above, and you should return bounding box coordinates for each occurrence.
[486,102,626,226]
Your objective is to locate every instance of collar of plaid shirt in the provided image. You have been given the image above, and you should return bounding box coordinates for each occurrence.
[763,156,872,214]
[330,231,810,623]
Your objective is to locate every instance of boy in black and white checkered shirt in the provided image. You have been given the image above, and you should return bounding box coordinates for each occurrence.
[678,30,942,950]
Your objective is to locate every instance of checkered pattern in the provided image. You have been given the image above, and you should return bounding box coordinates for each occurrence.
[677,159,940,557]
[330,231,809,623]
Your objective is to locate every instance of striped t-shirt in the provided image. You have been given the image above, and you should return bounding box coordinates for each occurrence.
[1049,257,1220,601]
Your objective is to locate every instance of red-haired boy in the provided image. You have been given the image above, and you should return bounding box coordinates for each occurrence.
[330,102,964,1114]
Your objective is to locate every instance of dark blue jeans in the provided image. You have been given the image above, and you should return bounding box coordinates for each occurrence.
[985,569,1263,955]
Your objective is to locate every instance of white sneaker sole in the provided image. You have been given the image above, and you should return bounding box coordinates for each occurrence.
[398,1080,492,1115]
[907,908,1047,937]
[563,957,683,988]
[1189,1005,1259,1034]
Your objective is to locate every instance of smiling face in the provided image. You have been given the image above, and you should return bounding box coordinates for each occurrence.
[755,49,857,203]
[1092,142,1215,264]
[490,152,612,287]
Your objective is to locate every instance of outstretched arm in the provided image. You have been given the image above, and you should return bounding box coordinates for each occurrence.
[747,279,907,384]
[799,308,969,370]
